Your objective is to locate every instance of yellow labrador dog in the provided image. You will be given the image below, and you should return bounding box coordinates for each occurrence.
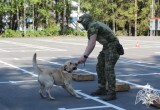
[32,53,81,100]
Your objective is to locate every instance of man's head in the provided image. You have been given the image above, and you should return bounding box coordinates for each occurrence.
[77,14,92,30]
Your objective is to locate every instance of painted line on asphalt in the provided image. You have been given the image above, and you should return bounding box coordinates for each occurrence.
[116,79,160,92]
[39,59,160,92]
[0,80,37,84]
[0,48,10,52]
[155,52,160,54]
[132,46,160,49]
[0,57,56,60]
[31,59,125,110]
[0,49,65,53]
[117,72,160,77]
[1,57,159,92]
[1,58,159,109]
[38,58,93,74]
[119,60,160,69]
[35,39,102,47]
[35,39,160,50]
[38,57,160,76]
[59,90,125,110]
[0,59,125,110]
[0,40,66,51]
[0,56,159,77]
[0,60,37,77]
[76,90,125,110]
[123,39,160,44]
[58,106,110,110]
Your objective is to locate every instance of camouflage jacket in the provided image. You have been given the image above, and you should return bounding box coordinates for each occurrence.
[87,21,118,46]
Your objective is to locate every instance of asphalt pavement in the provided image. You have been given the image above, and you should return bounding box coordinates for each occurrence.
[0,36,160,110]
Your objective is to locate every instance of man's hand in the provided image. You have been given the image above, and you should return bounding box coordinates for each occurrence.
[77,55,87,64]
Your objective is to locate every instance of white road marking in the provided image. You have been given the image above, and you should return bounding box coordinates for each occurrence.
[1,56,158,76]
[0,58,125,109]
[116,79,160,92]
[0,48,10,52]
[38,59,160,92]
[0,49,64,53]
[120,59,157,65]
[0,57,55,60]
[0,60,37,77]
[59,90,125,110]
[36,39,102,48]
[1,57,160,109]
[123,39,160,43]
[155,52,160,54]
[0,56,159,76]
[0,80,37,84]
[36,39,160,50]
[132,46,160,49]
[58,106,110,110]
[0,58,159,93]
[76,69,160,92]
[117,72,160,77]
[119,60,160,69]
[0,40,66,51]
[13,58,20,60]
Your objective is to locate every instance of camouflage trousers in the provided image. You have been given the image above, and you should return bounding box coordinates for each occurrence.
[96,43,120,93]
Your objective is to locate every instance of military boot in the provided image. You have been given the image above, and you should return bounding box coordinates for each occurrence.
[103,92,116,101]
[90,88,107,96]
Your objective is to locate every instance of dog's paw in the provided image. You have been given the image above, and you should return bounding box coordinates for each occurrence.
[49,97,55,100]
[40,93,47,99]
[76,95,82,99]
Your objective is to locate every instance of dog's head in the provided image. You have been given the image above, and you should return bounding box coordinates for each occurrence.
[63,61,78,73]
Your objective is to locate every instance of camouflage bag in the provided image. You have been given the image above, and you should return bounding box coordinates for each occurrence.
[116,43,124,55]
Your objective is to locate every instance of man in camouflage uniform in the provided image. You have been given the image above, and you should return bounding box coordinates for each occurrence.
[77,14,120,101]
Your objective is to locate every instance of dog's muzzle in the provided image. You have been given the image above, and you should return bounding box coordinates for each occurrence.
[73,67,77,70]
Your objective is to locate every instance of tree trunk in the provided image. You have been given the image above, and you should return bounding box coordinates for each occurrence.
[135,0,137,36]
[129,22,132,36]
[55,0,59,24]
[23,0,26,36]
[113,19,116,34]
[32,5,35,30]
[0,16,2,33]
[62,0,66,34]
[17,6,20,30]
[111,0,116,34]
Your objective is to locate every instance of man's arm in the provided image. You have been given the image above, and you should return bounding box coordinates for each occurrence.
[78,34,97,64]
[83,34,97,57]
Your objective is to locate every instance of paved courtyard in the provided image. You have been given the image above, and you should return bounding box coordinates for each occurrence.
[0,36,160,110]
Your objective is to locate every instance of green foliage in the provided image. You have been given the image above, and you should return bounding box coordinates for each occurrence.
[2,30,23,38]
[26,30,42,37]
[116,30,128,36]
[1,0,160,36]
[80,0,160,36]
[0,28,86,38]
[72,30,87,36]
[60,28,87,36]
[38,9,51,19]
[43,27,59,36]
[1,25,59,38]
[137,19,149,36]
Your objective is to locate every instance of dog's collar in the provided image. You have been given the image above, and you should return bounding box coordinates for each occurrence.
[63,70,72,73]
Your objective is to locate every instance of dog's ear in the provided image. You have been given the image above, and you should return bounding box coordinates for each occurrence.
[63,65,67,71]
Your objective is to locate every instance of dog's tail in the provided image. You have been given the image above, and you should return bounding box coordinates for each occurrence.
[32,53,42,75]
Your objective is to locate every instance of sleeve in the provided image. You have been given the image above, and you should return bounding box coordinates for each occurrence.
[88,24,99,39]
